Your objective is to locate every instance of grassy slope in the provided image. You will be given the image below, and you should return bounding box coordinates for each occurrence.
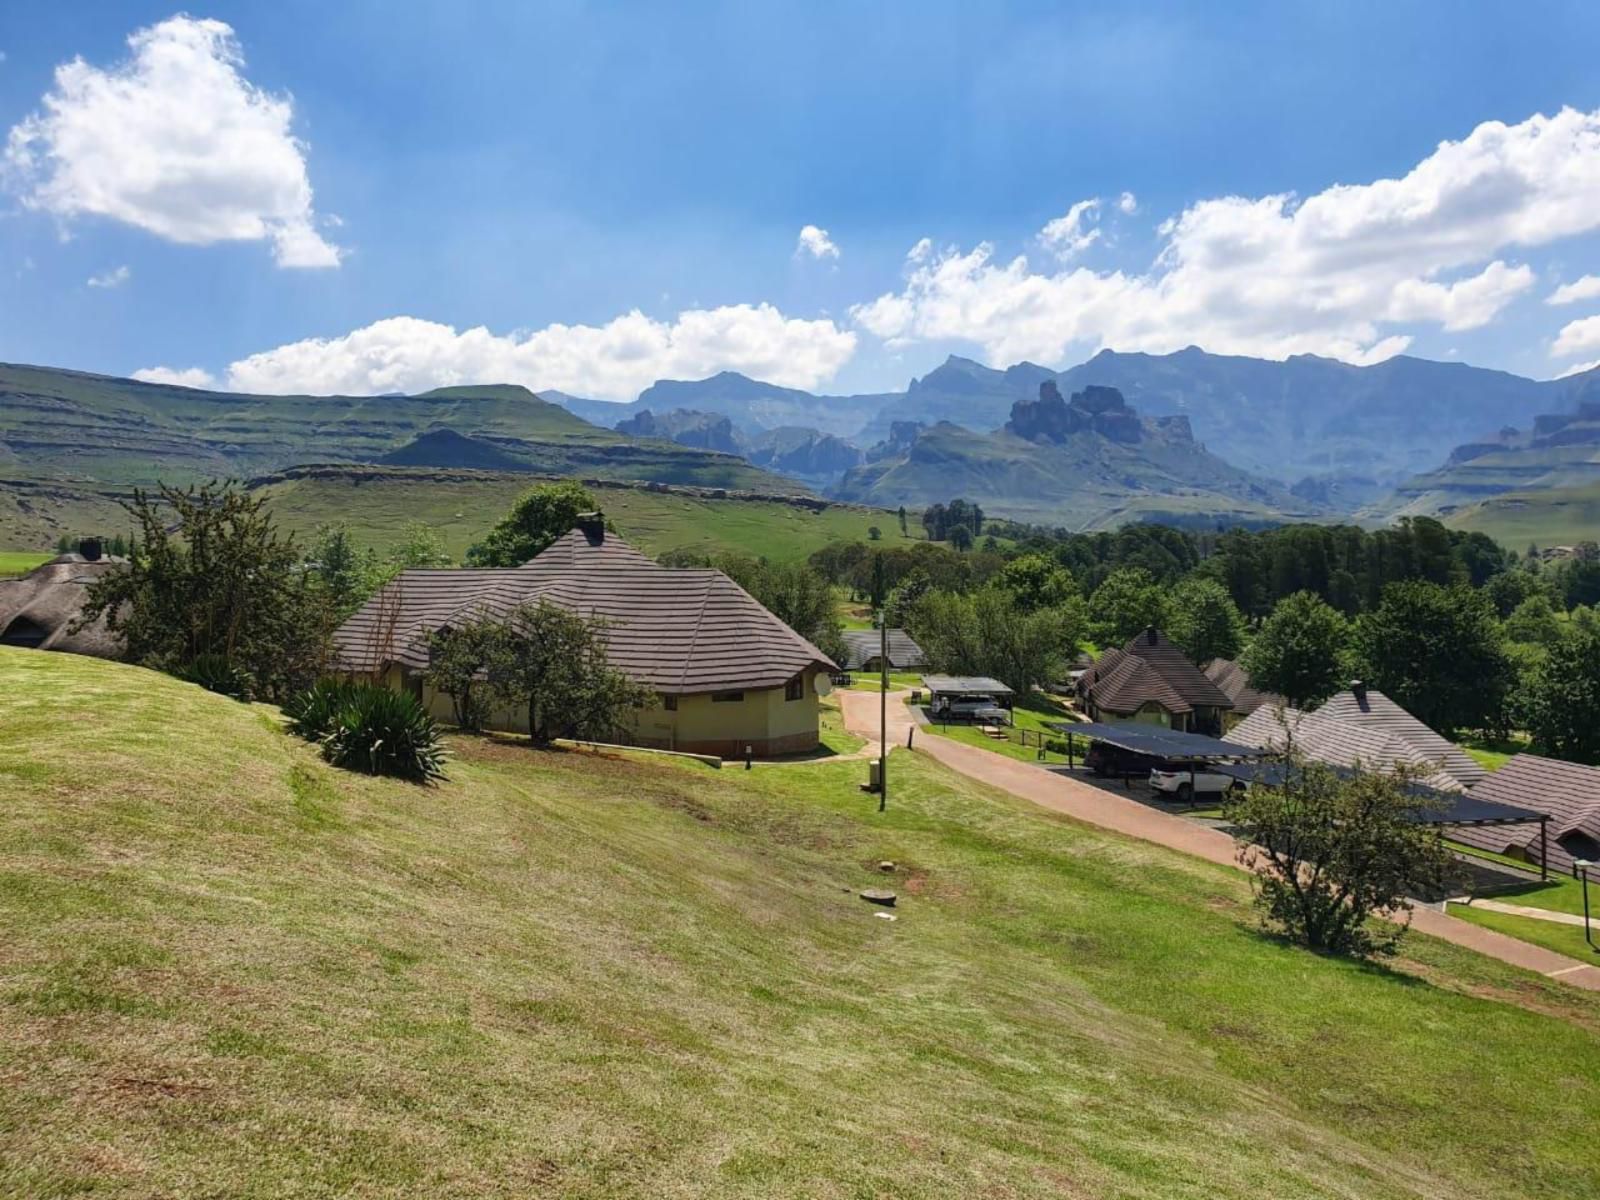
[3,649,1599,1198]
[1446,480,1600,547]
[253,469,908,562]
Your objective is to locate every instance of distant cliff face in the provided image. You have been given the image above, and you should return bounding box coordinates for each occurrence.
[614,408,742,455]
[1004,382,1191,447]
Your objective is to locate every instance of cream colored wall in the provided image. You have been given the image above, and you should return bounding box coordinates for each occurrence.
[409,668,822,752]
[657,682,819,750]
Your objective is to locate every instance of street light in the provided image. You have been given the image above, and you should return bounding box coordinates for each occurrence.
[1578,860,1596,953]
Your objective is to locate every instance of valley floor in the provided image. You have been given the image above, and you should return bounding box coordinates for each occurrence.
[2,649,1598,1198]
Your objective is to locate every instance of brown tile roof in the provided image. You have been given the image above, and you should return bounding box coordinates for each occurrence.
[1225,685,1482,794]
[1204,658,1284,716]
[1079,628,1233,716]
[840,629,926,671]
[332,526,835,693]
[1455,754,1600,874]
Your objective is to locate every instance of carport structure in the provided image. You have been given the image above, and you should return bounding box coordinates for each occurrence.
[1048,721,1269,788]
[1210,760,1552,880]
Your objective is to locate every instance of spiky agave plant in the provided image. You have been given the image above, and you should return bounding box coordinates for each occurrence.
[284,679,360,742]
[320,684,448,783]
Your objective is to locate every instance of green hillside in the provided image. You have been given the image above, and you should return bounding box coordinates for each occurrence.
[0,362,788,492]
[253,466,908,561]
[2,649,1598,1197]
[1445,480,1600,547]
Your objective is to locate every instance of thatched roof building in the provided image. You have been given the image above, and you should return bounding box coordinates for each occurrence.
[0,551,123,658]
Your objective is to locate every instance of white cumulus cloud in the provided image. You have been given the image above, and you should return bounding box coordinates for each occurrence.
[1556,358,1600,378]
[133,365,218,389]
[795,224,840,260]
[1039,199,1101,261]
[1548,274,1600,305]
[213,304,857,400]
[4,15,340,268]
[852,108,1600,366]
[1553,314,1600,359]
[1117,191,1138,215]
[86,264,130,288]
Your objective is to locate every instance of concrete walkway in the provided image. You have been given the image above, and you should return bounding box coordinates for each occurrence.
[1455,898,1597,929]
[839,688,1600,992]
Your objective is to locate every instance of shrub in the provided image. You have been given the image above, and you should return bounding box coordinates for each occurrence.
[320,685,448,783]
[285,679,361,742]
[178,653,253,700]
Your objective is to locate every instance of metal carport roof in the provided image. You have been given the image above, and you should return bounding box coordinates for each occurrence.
[1047,721,1268,761]
[1210,762,1546,827]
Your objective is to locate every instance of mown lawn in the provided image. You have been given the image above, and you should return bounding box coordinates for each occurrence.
[1449,904,1600,963]
[2,648,1599,1198]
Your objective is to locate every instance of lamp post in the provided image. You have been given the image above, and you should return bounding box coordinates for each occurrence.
[878,616,888,812]
[1578,861,1596,953]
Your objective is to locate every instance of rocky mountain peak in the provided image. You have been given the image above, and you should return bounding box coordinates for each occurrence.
[1004,381,1149,445]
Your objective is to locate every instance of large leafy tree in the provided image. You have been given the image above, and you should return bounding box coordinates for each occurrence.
[910,588,1079,696]
[467,482,602,567]
[1517,628,1600,764]
[1352,581,1512,736]
[76,481,330,700]
[425,617,511,730]
[1086,566,1170,648]
[994,553,1079,614]
[1229,759,1459,958]
[1165,576,1245,665]
[1240,591,1349,708]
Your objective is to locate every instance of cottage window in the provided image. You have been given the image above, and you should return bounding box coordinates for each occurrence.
[662,693,678,711]
[784,675,804,701]
[711,690,744,703]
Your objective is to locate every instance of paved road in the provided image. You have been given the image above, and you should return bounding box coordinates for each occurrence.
[839,688,1600,992]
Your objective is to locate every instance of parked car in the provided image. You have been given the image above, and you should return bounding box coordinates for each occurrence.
[1085,740,1158,777]
[1148,761,1239,802]
[932,694,1010,723]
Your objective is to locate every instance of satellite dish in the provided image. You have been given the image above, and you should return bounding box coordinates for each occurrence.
[813,673,833,697]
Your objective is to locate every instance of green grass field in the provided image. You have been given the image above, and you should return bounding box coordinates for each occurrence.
[1446,480,1600,547]
[0,551,50,577]
[253,469,910,563]
[1457,734,1530,772]
[3,648,1599,1198]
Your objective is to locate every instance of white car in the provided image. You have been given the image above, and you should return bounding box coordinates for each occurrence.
[1148,762,1237,802]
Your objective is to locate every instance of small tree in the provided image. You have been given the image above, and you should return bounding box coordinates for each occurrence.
[867,525,882,542]
[1087,566,1169,648]
[467,482,602,567]
[949,525,973,553]
[490,601,649,744]
[425,618,509,730]
[1165,576,1245,664]
[76,480,330,700]
[1240,591,1349,707]
[1229,754,1458,957]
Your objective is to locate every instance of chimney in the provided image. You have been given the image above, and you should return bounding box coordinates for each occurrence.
[78,537,103,562]
[1349,679,1368,708]
[1145,626,1159,646]
[575,511,605,543]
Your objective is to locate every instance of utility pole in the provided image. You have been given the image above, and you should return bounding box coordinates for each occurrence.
[878,616,888,812]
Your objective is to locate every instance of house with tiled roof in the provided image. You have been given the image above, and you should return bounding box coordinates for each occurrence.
[1203,658,1284,729]
[0,544,124,659]
[333,515,837,757]
[1455,754,1600,874]
[1227,681,1485,794]
[839,628,925,673]
[1075,627,1234,734]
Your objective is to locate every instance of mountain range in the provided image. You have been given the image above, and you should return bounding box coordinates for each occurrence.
[554,349,1600,490]
[0,363,785,492]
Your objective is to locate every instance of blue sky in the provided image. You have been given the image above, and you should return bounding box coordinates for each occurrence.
[2,1,1600,401]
